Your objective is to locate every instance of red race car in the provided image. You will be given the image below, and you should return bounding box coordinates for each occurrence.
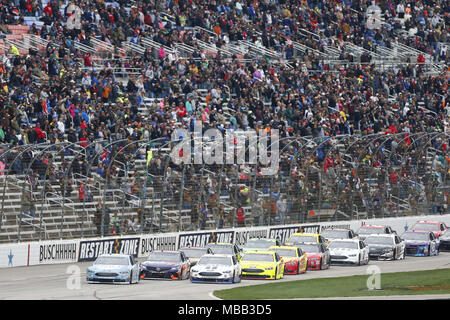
[409,221,448,238]
[291,243,330,270]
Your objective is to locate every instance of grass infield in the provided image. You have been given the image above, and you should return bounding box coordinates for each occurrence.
[213,268,450,299]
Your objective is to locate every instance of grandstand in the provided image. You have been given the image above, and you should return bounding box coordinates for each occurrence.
[0,0,448,243]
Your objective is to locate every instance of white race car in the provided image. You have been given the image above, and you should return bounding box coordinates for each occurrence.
[328,239,370,265]
[190,254,242,284]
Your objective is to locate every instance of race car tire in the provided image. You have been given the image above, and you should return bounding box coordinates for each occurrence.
[275,267,278,280]
[319,259,323,270]
[130,271,133,284]
[297,263,300,275]
[393,249,397,260]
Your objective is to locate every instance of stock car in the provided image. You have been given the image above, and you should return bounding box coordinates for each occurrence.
[292,243,331,270]
[409,221,448,238]
[240,250,285,280]
[242,238,282,253]
[321,228,358,244]
[357,224,396,241]
[365,234,406,260]
[285,233,328,247]
[439,229,450,251]
[190,254,242,283]
[328,239,369,265]
[268,246,308,274]
[401,231,440,256]
[140,251,191,280]
[179,247,213,267]
[206,243,243,261]
[86,254,140,284]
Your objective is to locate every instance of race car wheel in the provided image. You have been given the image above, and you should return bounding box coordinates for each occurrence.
[275,267,278,279]
[130,271,133,284]
[393,249,397,260]
[428,245,431,256]
[319,259,323,270]
[357,254,361,266]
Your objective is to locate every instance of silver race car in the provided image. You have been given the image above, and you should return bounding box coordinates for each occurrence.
[86,254,140,284]
[190,254,242,283]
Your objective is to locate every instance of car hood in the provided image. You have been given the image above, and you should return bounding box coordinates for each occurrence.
[404,240,429,246]
[368,244,393,250]
[142,261,179,268]
[88,265,130,272]
[240,261,276,268]
[194,264,233,272]
[329,248,359,255]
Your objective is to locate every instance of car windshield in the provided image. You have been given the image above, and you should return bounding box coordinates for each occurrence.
[180,248,208,258]
[328,241,358,249]
[288,235,316,243]
[271,249,297,257]
[94,256,129,266]
[245,239,274,248]
[365,237,394,245]
[296,244,320,253]
[412,223,438,231]
[207,245,233,254]
[322,230,349,239]
[242,253,274,262]
[198,256,232,266]
[402,232,429,241]
[146,252,181,262]
[358,227,385,234]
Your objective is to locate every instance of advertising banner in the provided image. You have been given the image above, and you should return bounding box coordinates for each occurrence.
[233,228,268,247]
[268,224,320,244]
[139,234,178,257]
[178,231,234,249]
[78,237,140,262]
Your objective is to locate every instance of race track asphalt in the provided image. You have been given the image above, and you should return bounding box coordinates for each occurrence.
[0,252,449,300]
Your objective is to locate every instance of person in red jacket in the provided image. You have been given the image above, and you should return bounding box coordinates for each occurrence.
[35,124,46,143]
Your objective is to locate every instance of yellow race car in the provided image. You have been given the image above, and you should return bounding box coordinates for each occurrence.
[285,233,329,247]
[240,250,285,280]
[268,246,308,275]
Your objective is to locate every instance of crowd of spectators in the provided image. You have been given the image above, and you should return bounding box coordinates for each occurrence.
[0,0,448,234]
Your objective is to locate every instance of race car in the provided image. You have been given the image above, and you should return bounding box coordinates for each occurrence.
[365,234,405,260]
[179,246,213,267]
[190,254,242,283]
[86,254,140,284]
[140,250,190,280]
[206,242,243,261]
[242,238,282,253]
[357,224,396,241]
[268,245,307,275]
[290,242,331,270]
[409,221,448,238]
[285,233,328,247]
[439,229,450,252]
[328,239,369,265]
[401,231,439,256]
[321,228,358,244]
[240,250,285,280]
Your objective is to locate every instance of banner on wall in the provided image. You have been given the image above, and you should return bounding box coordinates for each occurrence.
[78,237,140,262]
[0,244,30,268]
[33,241,78,264]
[178,231,234,249]
[139,234,178,257]
[234,228,268,247]
[268,225,320,244]
[320,224,352,231]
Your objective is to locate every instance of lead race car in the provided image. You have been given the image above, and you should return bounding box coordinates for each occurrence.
[190,254,242,283]
[401,231,439,256]
[86,254,140,284]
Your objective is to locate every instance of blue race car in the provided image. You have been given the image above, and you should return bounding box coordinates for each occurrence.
[86,254,141,284]
[140,251,191,280]
[401,231,439,256]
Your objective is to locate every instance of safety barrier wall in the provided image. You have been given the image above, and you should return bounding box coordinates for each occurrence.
[1,213,449,268]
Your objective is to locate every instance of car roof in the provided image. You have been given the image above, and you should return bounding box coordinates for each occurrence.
[414,221,440,225]
[244,250,275,255]
[247,238,276,241]
[150,250,180,254]
[207,242,233,246]
[360,225,385,228]
[268,245,298,250]
[365,234,395,238]
[329,239,359,243]
[290,233,319,236]
[179,246,207,250]
[322,228,350,232]
[201,254,232,258]
[97,253,130,258]
[404,230,431,234]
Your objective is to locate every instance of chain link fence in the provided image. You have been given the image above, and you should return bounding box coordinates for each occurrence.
[0,131,449,243]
